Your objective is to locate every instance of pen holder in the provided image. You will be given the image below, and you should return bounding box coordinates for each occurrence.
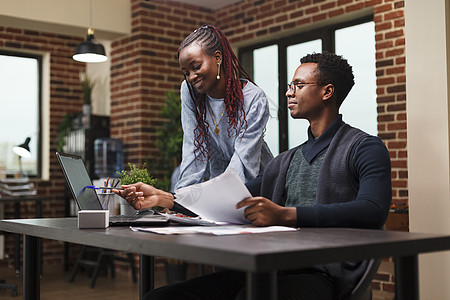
[97,192,120,216]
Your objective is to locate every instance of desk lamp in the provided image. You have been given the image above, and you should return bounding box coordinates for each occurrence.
[13,137,31,176]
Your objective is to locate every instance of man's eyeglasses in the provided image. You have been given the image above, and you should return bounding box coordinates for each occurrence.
[287,82,320,93]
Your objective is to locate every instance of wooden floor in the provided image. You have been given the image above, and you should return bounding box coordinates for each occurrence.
[0,264,394,300]
[0,265,141,299]
[0,262,205,300]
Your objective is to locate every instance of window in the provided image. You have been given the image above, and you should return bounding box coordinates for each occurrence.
[0,51,42,177]
[240,17,376,155]
[253,45,279,154]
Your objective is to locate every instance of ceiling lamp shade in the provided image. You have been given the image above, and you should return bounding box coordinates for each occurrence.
[13,137,31,158]
[73,27,108,63]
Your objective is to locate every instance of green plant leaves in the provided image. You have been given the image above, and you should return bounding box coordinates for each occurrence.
[117,162,157,186]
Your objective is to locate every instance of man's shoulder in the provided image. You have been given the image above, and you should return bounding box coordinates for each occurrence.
[333,123,389,168]
[338,123,370,136]
[333,123,380,146]
[338,124,385,146]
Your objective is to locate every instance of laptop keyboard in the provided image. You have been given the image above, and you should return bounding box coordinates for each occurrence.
[109,212,169,225]
[110,215,140,223]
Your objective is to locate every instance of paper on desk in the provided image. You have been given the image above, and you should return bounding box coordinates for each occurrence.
[174,169,252,224]
[130,225,298,235]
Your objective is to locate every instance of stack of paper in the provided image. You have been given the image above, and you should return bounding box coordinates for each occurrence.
[131,225,298,235]
[173,169,252,225]
[0,177,37,197]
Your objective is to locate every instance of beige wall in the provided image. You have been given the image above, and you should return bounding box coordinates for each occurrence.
[87,40,111,116]
[0,0,130,39]
[406,0,450,298]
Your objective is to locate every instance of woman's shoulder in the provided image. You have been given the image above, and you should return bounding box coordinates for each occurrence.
[242,79,263,94]
[180,80,190,95]
[241,79,268,105]
[180,80,196,105]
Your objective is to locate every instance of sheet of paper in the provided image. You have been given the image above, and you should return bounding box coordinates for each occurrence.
[130,225,298,235]
[174,169,252,224]
[192,225,298,236]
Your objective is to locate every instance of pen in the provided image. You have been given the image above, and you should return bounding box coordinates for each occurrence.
[85,186,124,190]
[112,179,120,188]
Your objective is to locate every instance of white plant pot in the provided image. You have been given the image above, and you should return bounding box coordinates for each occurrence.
[120,198,137,216]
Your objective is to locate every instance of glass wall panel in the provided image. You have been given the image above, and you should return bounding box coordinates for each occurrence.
[335,22,377,135]
[240,18,375,154]
[254,45,279,155]
[0,54,39,176]
[286,40,322,148]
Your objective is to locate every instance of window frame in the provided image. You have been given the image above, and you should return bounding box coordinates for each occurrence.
[0,49,43,178]
[239,15,373,153]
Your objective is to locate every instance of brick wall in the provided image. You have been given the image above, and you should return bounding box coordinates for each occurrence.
[0,26,86,269]
[109,0,214,167]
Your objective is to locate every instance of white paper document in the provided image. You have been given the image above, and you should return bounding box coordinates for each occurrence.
[174,169,252,225]
[130,225,298,235]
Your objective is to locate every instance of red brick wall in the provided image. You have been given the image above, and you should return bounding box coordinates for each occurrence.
[0,27,89,269]
[109,0,214,166]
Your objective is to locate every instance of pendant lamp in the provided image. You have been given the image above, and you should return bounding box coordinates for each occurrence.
[73,0,108,63]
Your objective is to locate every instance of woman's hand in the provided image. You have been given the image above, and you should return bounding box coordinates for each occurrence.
[236,197,297,227]
[112,182,175,210]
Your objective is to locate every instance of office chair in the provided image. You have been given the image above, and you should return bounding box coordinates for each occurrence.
[346,257,382,300]
[0,280,18,296]
[69,245,137,288]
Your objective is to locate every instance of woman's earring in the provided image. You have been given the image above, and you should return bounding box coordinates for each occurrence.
[217,63,221,80]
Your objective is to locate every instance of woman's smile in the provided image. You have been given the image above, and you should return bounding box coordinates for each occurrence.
[192,78,204,90]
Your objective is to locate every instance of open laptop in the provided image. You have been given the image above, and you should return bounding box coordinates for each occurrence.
[56,152,169,226]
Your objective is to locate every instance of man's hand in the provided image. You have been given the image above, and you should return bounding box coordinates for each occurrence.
[236,197,297,227]
[112,182,174,210]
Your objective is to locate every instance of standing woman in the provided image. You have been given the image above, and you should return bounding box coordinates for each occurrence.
[175,24,273,189]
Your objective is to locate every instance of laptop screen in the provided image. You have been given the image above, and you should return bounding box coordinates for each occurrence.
[56,152,103,210]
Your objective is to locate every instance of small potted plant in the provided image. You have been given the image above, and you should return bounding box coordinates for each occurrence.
[116,162,157,215]
[80,72,94,126]
[56,112,81,152]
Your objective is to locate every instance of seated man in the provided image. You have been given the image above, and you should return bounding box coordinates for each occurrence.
[114,52,392,300]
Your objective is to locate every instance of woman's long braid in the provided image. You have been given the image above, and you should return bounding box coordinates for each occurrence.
[178,25,252,159]
[213,26,250,138]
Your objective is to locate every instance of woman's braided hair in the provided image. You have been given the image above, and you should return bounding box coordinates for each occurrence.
[177,24,252,159]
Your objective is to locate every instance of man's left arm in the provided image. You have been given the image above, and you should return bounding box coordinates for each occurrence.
[296,137,392,229]
[245,174,263,196]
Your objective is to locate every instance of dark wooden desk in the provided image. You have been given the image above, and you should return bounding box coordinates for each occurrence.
[1,218,450,300]
[0,196,51,275]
